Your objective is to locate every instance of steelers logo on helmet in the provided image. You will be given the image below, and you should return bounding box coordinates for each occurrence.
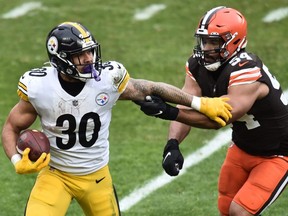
[47,36,58,55]
[46,22,102,81]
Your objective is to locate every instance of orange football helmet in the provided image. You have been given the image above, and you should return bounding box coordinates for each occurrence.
[193,6,247,71]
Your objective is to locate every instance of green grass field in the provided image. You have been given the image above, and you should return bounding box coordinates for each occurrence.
[0,0,288,215]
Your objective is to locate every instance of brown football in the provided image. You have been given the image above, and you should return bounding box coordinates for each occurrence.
[16,129,50,162]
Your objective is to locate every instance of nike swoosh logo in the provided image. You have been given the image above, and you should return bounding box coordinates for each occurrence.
[154,110,163,116]
[238,61,249,67]
[96,177,106,184]
[163,152,171,163]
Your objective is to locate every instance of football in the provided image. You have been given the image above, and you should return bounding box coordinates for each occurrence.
[16,129,50,162]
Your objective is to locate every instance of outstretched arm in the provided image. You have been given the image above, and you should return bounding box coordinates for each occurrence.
[120,78,232,126]
[119,78,194,107]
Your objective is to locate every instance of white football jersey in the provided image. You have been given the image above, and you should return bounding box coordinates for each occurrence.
[17,61,130,175]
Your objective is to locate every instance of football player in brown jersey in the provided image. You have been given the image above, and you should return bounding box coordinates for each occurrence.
[136,6,288,216]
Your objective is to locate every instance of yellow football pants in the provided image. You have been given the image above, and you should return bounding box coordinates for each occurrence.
[25,165,120,216]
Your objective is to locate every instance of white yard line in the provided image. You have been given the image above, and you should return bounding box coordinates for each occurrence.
[134,4,166,21]
[119,90,288,211]
[1,2,42,19]
[262,7,288,23]
[119,129,231,211]
[2,2,287,212]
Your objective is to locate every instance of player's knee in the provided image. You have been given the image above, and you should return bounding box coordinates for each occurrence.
[218,195,232,216]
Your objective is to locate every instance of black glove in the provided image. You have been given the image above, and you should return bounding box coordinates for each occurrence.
[162,139,184,176]
[134,95,179,120]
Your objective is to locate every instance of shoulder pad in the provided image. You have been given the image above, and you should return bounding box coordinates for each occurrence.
[17,71,32,101]
[17,67,50,101]
[102,61,130,93]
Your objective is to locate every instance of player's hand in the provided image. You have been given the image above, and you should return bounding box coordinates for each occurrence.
[134,95,179,120]
[162,139,184,176]
[192,97,232,126]
[14,148,50,174]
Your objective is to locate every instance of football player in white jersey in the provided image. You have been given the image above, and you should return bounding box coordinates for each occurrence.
[1,22,232,216]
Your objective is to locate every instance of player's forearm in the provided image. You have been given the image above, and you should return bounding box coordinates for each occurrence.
[168,120,191,144]
[124,79,193,107]
[150,81,193,107]
[176,109,222,129]
[1,122,20,159]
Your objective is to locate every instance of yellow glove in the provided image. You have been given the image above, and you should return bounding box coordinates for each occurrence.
[11,148,50,174]
[191,96,232,126]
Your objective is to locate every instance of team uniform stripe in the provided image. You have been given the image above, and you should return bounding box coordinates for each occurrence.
[118,71,130,93]
[17,81,29,101]
[18,81,27,91]
[61,22,90,42]
[199,6,225,30]
[17,89,28,101]
[185,70,196,81]
[229,67,261,87]
[258,170,288,215]
[185,63,196,81]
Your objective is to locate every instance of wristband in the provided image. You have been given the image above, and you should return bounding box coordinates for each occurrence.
[191,96,201,111]
[11,154,21,166]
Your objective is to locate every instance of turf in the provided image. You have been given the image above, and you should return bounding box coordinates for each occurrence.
[0,0,287,215]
